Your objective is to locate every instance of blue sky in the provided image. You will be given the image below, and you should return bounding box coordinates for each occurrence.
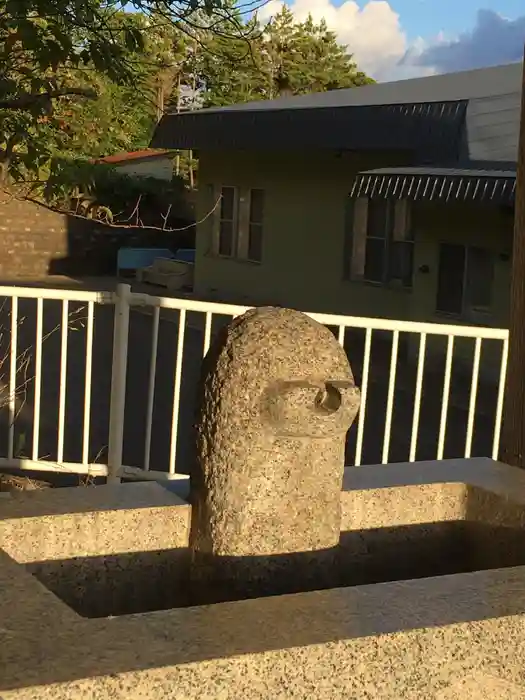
[388,0,524,41]
[257,0,525,80]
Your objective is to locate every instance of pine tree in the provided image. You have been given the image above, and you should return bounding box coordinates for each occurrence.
[200,6,373,107]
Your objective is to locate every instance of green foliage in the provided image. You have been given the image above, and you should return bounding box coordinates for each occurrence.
[0,0,249,186]
[198,6,374,107]
[42,155,186,223]
[0,0,152,183]
[0,0,373,199]
[263,8,373,95]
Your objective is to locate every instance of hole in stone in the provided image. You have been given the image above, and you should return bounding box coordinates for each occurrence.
[315,383,342,414]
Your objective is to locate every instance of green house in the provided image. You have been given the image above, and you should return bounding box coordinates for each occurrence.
[153,62,519,332]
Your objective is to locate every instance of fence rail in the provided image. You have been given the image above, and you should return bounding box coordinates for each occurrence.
[0,283,510,484]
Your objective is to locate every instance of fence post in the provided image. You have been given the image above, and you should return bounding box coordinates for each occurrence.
[107,283,131,484]
[501,45,525,468]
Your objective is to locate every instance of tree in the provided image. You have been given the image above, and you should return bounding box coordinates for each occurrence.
[263,8,372,97]
[49,14,194,161]
[199,6,373,108]
[0,0,260,186]
[193,7,265,107]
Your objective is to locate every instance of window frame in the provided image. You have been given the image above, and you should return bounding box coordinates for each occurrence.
[217,185,239,259]
[211,185,264,264]
[435,243,495,320]
[345,196,414,289]
[247,188,264,263]
[363,198,391,285]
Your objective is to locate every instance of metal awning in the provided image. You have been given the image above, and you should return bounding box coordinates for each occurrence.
[350,167,516,205]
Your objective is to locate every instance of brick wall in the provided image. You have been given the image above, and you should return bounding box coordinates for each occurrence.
[0,193,194,278]
[0,193,69,277]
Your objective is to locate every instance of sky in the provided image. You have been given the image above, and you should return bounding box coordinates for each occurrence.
[256,0,525,81]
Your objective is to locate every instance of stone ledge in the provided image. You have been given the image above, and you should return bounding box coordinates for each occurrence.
[1,460,525,697]
[2,561,525,698]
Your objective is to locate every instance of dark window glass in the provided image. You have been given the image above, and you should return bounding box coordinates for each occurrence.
[401,201,415,242]
[389,240,414,288]
[218,220,233,256]
[436,243,465,314]
[466,247,494,309]
[364,238,386,283]
[220,187,235,221]
[249,189,264,225]
[248,224,263,262]
[367,199,389,238]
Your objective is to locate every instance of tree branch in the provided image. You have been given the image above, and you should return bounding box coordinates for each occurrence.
[23,193,222,233]
[0,87,98,111]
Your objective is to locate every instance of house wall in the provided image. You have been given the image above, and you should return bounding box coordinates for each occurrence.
[195,149,413,318]
[114,157,173,181]
[195,149,512,333]
[411,201,513,327]
[410,200,512,377]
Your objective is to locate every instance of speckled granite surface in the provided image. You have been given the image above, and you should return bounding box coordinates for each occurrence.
[190,307,360,603]
[1,460,525,698]
[0,481,191,616]
[2,558,525,698]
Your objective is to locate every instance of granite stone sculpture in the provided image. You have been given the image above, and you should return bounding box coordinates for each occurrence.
[189,306,360,603]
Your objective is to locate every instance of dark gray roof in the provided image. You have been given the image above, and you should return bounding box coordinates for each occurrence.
[193,61,523,113]
[357,165,516,178]
[153,101,467,161]
[151,62,522,167]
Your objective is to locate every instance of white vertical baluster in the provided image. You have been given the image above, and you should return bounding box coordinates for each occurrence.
[437,335,454,460]
[382,330,399,464]
[169,308,186,474]
[107,283,131,484]
[57,300,69,462]
[354,328,372,467]
[464,337,482,458]
[144,306,160,471]
[492,337,509,460]
[32,298,43,460]
[8,296,18,459]
[338,324,345,346]
[409,332,426,462]
[203,311,212,356]
[82,301,94,465]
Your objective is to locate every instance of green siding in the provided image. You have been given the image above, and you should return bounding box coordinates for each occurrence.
[411,201,512,328]
[195,149,513,332]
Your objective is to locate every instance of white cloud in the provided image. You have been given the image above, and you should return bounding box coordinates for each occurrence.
[256,3,525,83]
[408,9,525,73]
[256,0,417,81]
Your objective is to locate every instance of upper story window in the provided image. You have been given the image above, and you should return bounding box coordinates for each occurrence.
[344,197,414,288]
[213,186,264,263]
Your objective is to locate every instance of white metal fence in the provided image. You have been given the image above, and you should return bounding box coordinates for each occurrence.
[0,283,509,485]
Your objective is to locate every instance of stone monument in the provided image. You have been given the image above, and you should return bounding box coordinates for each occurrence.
[189,306,361,603]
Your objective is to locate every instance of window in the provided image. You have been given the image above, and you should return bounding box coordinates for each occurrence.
[436,244,494,318]
[248,189,264,262]
[345,197,413,288]
[213,186,264,263]
[364,199,391,282]
[218,186,238,257]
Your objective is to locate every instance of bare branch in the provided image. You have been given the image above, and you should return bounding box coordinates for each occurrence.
[161,203,172,230]
[23,193,222,232]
